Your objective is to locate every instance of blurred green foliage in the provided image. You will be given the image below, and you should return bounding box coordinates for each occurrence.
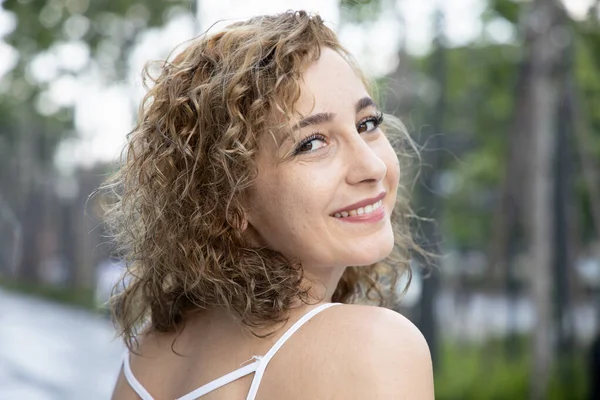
[489,0,521,24]
[435,338,588,400]
[0,277,96,310]
[340,0,385,23]
[398,3,600,251]
[2,0,185,55]
[0,0,189,169]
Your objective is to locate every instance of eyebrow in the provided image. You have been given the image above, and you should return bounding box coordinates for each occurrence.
[355,96,376,114]
[294,96,377,131]
[297,112,335,129]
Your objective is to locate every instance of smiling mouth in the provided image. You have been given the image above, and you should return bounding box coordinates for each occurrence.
[331,199,384,219]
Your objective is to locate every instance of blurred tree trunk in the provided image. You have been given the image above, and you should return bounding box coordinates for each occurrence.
[496,40,532,359]
[524,0,568,398]
[490,0,538,360]
[15,109,41,282]
[416,7,446,371]
[0,195,21,275]
[569,73,600,245]
[73,168,105,289]
[553,62,575,369]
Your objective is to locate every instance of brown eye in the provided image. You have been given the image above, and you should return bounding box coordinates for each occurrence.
[298,141,315,152]
[357,119,376,133]
[357,113,384,134]
[294,134,327,155]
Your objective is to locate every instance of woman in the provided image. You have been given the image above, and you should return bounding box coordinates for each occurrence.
[107,10,434,399]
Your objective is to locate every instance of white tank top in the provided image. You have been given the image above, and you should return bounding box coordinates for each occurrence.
[122,302,340,400]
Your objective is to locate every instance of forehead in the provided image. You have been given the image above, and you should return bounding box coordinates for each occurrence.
[259,48,370,154]
[294,47,369,118]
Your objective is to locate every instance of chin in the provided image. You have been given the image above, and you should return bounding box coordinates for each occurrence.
[348,235,395,267]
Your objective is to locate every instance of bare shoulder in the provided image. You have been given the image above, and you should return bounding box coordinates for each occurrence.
[109,331,168,400]
[110,366,139,400]
[309,304,434,399]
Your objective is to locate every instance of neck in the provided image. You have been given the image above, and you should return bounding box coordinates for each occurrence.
[302,265,347,303]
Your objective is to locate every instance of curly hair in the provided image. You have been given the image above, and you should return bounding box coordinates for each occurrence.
[101,10,420,350]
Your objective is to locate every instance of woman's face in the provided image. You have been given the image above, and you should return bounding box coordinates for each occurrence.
[245,47,400,273]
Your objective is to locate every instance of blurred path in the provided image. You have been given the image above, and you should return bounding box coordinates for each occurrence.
[436,289,598,343]
[0,289,123,400]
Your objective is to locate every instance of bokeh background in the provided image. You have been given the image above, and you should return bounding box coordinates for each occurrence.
[0,0,599,399]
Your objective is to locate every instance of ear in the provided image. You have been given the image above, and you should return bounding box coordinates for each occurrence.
[233,212,251,235]
[238,191,265,247]
[239,218,248,232]
[240,214,267,248]
[239,191,256,233]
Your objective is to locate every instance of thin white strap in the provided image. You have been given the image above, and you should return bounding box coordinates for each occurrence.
[176,359,260,400]
[123,351,260,400]
[245,303,341,400]
[122,351,155,400]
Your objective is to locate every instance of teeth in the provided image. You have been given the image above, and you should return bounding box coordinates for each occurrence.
[333,199,384,218]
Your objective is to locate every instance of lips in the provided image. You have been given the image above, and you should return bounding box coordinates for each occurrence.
[330,191,387,216]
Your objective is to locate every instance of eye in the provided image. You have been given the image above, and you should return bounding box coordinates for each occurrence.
[294,133,327,155]
[357,112,384,134]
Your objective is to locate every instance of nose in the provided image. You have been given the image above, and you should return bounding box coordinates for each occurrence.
[344,136,387,185]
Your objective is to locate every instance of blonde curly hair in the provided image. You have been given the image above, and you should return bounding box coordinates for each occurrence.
[101,10,419,350]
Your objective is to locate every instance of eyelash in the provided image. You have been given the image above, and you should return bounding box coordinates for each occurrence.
[293,112,384,155]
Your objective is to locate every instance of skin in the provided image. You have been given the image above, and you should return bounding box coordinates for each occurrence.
[111,47,434,399]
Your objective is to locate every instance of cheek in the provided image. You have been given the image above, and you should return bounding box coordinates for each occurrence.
[249,180,324,258]
[379,141,400,185]
[251,172,320,232]
[389,153,400,183]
